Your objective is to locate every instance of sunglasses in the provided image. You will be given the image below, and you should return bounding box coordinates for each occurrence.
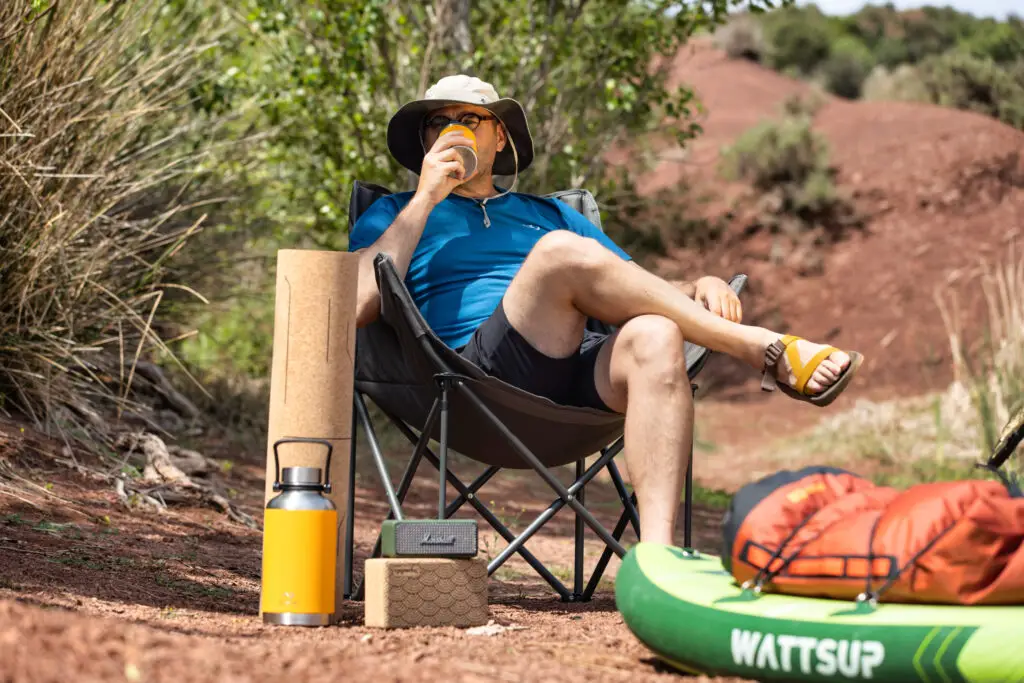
[423,112,497,132]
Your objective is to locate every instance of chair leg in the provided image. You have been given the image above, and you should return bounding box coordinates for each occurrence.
[419,447,573,600]
[582,491,637,601]
[482,444,620,598]
[354,392,405,521]
[457,385,628,558]
[684,457,694,550]
[373,406,573,599]
[573,458,585,598]
[606,460,641,538]
[444,465,500,519]
[343,399,358,599]
[436,377,453,519]
[684,382,699,551]
[349,401,436,601]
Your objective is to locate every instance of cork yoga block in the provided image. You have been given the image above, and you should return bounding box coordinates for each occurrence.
[363,558,489,629]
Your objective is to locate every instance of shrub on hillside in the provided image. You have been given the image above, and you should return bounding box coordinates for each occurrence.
[917,50,1024,129]
[719,111,861,270]
[961,22,1024,64]
[872,37,912,69]
[714,13,765,62]
[600,170,725,261]
[721,115,830,192]
[820,36,876,99]
[0,2,219,447]
[763,9,833,75]
[861,64,930,103]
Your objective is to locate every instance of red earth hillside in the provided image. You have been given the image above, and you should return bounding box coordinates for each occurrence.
[617,39,1024,401]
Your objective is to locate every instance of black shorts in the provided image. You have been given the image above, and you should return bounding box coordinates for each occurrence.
[458,301,613,412]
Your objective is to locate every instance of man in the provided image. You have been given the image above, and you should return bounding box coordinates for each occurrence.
[349,75,862,546]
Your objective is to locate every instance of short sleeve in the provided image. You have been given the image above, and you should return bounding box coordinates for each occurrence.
[348,195,402,252]
[556,201,632,262]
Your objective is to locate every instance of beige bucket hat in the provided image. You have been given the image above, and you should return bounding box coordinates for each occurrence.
[386,74,534,176]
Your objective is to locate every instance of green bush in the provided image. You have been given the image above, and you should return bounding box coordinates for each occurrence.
[872,37,911,69]
[721,115,830,191]
[820,36,875,99]
[961,22,1024,64]
[917,50,1024,129]
[901,11,963,64]
[720,111,861,249]
[763,8,833,75]
[748,4,1024,94]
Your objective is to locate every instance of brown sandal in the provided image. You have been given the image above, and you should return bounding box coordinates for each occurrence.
[761,335,863,407]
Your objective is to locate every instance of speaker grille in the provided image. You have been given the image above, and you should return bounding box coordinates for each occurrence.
[393,521,477,557]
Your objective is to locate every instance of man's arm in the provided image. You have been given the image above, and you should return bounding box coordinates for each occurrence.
[353,127,477,327]
[354,195,434,327]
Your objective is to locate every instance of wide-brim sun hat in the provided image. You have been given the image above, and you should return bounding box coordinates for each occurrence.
[387,74,534,177]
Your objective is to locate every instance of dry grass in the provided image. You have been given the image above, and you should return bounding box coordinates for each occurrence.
[0,2,225,451]
[938,248,1024,459]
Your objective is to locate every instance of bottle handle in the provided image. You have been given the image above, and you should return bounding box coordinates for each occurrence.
[271,437,334,493]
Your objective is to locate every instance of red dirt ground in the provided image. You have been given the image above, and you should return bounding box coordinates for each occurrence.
[4,43,1024,683]
[0,421,745,683]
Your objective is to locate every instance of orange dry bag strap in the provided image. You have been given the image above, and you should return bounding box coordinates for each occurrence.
[857,516,960,607]
[975,462,1022,498]
[741,508,823,594]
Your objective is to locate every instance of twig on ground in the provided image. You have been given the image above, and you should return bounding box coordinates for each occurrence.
[114,431,257,528]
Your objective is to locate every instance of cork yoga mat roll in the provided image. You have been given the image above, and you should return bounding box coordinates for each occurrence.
[262,249,358,618]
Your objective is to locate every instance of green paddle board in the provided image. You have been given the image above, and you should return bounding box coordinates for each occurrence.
[615,543,1024,682]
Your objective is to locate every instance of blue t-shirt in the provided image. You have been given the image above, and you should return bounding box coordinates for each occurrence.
[348,190,631,349]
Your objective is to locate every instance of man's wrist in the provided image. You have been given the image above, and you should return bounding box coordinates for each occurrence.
[409,191,438,215]
[671,279,697,298]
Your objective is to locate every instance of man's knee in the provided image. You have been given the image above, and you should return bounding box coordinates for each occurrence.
[617,315,688,388]
[526,230,609,276]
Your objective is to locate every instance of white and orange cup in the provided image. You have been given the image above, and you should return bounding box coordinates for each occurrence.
[440,122,478,180]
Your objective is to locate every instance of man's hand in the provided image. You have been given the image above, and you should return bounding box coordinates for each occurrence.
[694,276,742,322]
[415,130,476,206]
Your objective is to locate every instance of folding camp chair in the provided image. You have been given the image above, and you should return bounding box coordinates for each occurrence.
[341,180,747,602]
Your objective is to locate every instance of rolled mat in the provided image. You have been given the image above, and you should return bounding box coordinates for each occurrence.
[261,249,358,618]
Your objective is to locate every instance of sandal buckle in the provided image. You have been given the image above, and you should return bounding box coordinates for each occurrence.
[761,339,786,392]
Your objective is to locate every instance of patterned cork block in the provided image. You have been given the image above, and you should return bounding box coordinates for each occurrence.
[363,557,489,629]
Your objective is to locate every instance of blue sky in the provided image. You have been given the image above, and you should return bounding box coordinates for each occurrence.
[797,0,1019,19]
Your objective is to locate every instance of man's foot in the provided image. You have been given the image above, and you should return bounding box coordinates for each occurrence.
[761,334,862,407]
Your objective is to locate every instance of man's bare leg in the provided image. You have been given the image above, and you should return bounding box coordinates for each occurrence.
[501,231,849,389]
[500,231,856,544]
[592,316,694,545]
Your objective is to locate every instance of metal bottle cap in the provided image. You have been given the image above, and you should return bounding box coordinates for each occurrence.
[281,466,323,487]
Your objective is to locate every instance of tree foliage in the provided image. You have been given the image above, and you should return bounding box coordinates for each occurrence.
[170,0,793,253]
[155,0,795,377]
[732,4,1024,129]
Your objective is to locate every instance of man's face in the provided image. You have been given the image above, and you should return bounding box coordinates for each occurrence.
[421,104,506,178]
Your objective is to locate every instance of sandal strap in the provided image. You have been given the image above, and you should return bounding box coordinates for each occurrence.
[794,344,840,394]
[760,338,790,392]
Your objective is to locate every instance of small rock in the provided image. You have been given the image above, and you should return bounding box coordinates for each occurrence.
[465,619,526,636]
